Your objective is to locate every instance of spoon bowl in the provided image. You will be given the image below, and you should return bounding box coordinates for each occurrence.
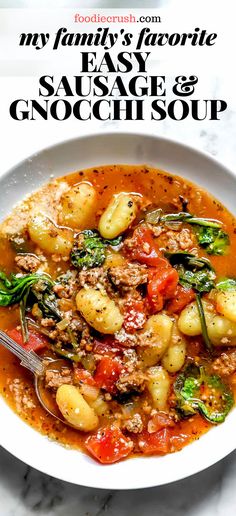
[35,358,75,425]
[0,330,74,427]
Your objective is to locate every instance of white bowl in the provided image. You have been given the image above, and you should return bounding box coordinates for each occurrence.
[0,132,236,490]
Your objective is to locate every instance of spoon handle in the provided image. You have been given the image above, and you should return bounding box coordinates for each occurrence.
[0,330,44,375]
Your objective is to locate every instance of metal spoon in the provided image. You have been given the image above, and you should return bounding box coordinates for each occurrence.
[0,329,72,426]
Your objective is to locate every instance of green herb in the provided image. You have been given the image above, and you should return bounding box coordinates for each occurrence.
[198,374,234,423]
[49,344,82,362]
[71,229,122,270]
[174,364,200,416]
[0,271,52,307]
[40,293,61,320]
[146,208,228,254]
[166,252,216,294]
[81,353,96,373]
[179,269,215,294]
[102,236,122,246]
[146,209,223,227]
[32,285,61,321]
[146,209,228,252]
[194,226,229,255]
[174,364,234,423]
[145,208,163,224]
[161,212,222,228]
[19,290,30,344]
[71,230,105,270]
[216,278,236,291]
[0,271,53,343]
[31,276,83,353]
[166,252,214,270]
[26,318,50,337]
[196,293,212,352]
[67,327,79,350]
[166,252,215,352]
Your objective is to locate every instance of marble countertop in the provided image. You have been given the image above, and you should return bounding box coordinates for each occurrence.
[1,446,236,516]
[1,2,236,513]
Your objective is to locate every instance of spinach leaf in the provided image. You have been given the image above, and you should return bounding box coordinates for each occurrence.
[146,209,222,227]
[0,271,52,307]
[71,229,122,270]
[174,364,234,423]
[49,344,82,362]
[32,282,61,320]
[146,208,229,255]
[146,208,228,254]
[145,208,162,224]
[19,289,30,343]
[161,212,222,228]
[216,278,236,291]
[195,293,212,352]
[103,236,122,246]
[166,252,215,352]
[194,226,229,255]
[178,269,215,293]
[174,364,201,416]
[71,230,105,269]
[39,293,61,320]
[166,252,216,294]
[166,251,214,270]
[0,271,54,343]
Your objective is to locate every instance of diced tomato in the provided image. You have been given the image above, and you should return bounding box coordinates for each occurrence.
[147,412,175,434]
[94,356,122,394]
[124,226,167,267]
[170,433,190,451]
[7,328,48,352]
[85,425,134,464]
[123,298,146,333]
[170,414,209,451]
[74,367,96,386]
[147,266,179,313]
[148,266,179,300]
[93,338,123,357]
[167,284,195,313]
[138,428,171,454]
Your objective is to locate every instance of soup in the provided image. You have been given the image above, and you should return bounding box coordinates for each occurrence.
[0,164,236,464]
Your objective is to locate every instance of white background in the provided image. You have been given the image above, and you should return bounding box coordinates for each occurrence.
[1,1,236,516]
[0,0,235,173]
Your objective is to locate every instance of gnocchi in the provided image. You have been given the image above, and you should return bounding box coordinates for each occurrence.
[178,299,236,346]
[162,324,186,373]
[59,182,97,229]
[147,366,170,411]
[216,290,236,322]
[56,384,99,431]
[98,192,137,239]
[139,314,173,367]
[28,214,73,255]
[76,287,123,334]
[178,300,213,336]
[207,315,236,346]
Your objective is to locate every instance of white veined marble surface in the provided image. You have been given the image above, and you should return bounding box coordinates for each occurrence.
[1,0,236,514]
[1,446,236,516]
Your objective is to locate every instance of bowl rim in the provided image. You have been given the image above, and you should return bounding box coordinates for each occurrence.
[1,130,236,490]
[1,128,235,185]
